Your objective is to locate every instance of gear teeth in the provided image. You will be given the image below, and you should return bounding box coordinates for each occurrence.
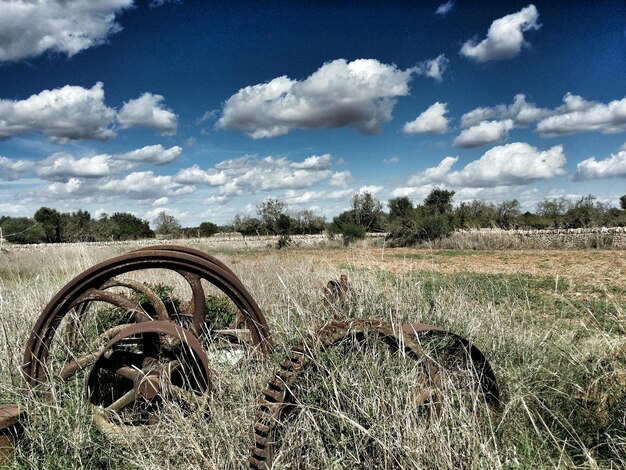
[263,388,283,402]
[249,456,265,469]
[250,432,268,447]
[254,422,270,434]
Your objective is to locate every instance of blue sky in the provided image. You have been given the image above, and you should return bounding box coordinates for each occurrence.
[0,0,625,227]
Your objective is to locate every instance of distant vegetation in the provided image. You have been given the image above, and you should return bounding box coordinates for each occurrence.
[1,192,625,245]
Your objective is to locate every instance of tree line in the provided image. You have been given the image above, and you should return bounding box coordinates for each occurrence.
[1,192,625,245]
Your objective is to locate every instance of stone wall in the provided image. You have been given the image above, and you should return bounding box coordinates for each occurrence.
[454,227,626,249]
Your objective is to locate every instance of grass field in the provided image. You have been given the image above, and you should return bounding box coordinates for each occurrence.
[0,241,624,469]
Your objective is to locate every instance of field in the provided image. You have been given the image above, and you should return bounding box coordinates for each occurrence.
[0,241,625,469]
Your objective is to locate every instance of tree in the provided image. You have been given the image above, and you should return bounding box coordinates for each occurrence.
[62,209,94,242]
[294,209,325,234]
[387,196,413,221]
[233,215,262,237]
[109,212,154,240]
[0,217,45,244]
[620,194,626,210]
[496,200,521,228]
[565,195,601,228]
[257,198,288,235]
[199,221,219,237]
[34,207,62,242]
[352,191,383,231]
[424,188,455,215]
[154,211,181,237]
[537,197,569,228]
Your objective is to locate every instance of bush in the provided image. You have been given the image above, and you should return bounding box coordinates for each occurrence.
[340,222,366,246]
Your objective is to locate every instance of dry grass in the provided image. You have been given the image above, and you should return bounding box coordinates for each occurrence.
[0,241,624,468]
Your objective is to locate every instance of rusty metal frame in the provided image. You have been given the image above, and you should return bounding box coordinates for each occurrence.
[249,320,501,469]
[23,248,273,387]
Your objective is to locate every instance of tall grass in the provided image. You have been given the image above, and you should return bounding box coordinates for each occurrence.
[0,243,624,468]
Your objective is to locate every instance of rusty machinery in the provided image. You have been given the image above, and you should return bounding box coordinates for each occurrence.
[1,245,500,468]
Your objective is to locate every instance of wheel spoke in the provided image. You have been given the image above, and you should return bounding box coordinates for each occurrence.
[106,389,136,412]
[102,278,170,321]
[71,288,153,322]
[180,272,206,335]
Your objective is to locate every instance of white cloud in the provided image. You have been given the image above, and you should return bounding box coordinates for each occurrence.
[0,156,35,180]
[403,102,449,134]
[290,154,331,170]
[418,54,449,82]
[575,143,626,180]
[153,197,170,206]
[536,95,626,136]
[357,185,383,195]
[406,142,566,188]
[327,189,355,200]
[407,156,458,185]
[0,144,182,181]
[453,119,514,147]
[384,157,400,164]
[121,144,181,165]
[173,153,336,200]
[118,93,178,135]
[460,94,548,128]
[174,165,227,185]
[435,1,454,16]
[0,83,180,141]
[283,190,324,205]
[330,171,352,187]
[0,0,134,62]
[36,153,127,180]
[100,171,194,200]
[0,83,116,141]
[217,58,443,138]
[461,4,540,62]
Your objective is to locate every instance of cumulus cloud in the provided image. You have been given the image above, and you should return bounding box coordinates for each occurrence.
[406,142,566,188]
[216,154,333,195]
[460,94,548,128]
[0,83,179,141]
[453,119,514,147]
[100,171,194,200]
[575,143,626,180]
[174,153,335,199]
[121,144,181,165]
[435,1,454,16]
[536,95,626,136]
[118,93,178,135]
[417,54,449,82]
[461,4,540,62]
[36,153,128,180]
[0,156,35,180]
[174,165,227,186]
[0,0,134,62]
[0,144,181,181]
[217,57,445,138]
[0,83,116,141]
[403,102,449,134]
[330,171,352,187]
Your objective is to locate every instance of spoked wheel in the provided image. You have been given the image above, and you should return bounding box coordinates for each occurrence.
[87,321,211,444]
[402,323,500,412]
[249,320,500,469]
[249,320,442,470]
[22,246,273,439]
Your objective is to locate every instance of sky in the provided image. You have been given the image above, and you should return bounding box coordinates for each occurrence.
[0,0,625,227]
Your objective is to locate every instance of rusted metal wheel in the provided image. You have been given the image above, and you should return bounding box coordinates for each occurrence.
[23,247,273,387]
[249,320,500,469]
[402,323,500,410]
[86,321,211,444]
[249,320,443,469]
